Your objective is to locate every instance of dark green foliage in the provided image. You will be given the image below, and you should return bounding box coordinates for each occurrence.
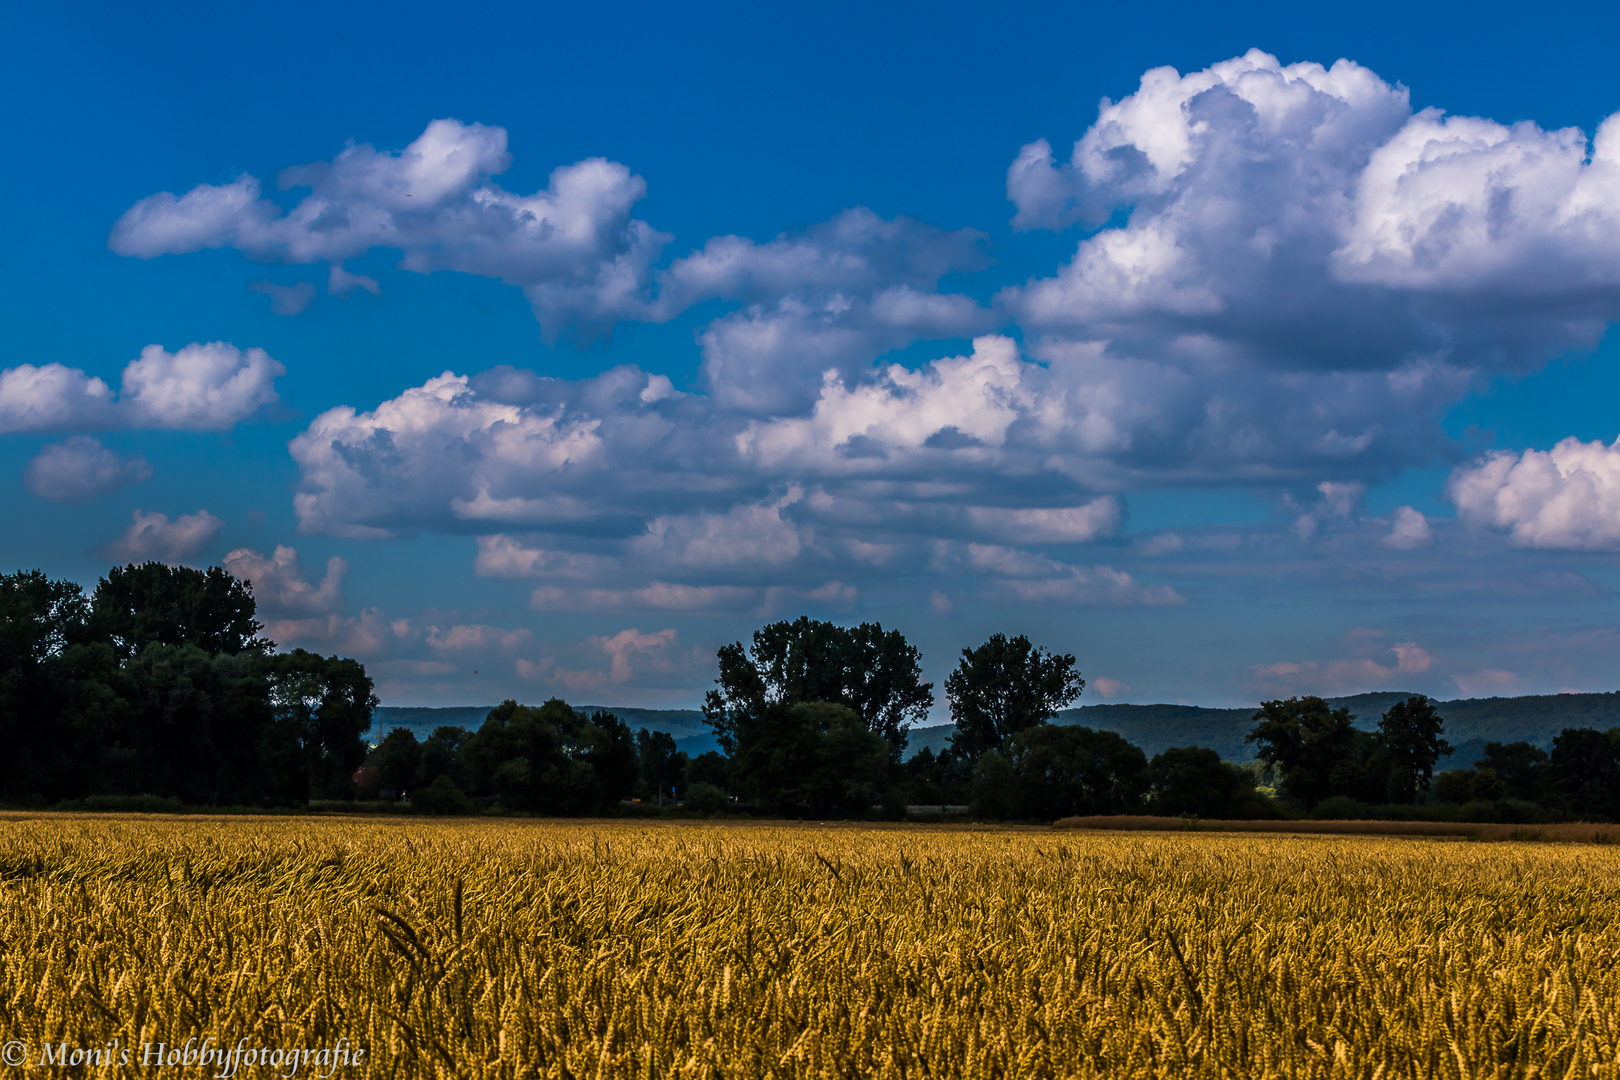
[946,633,1084,759]
[366,728,422,796]
[264,649,376,799]
[900,745,974,807]
[458,699,639,814]
[731,701,892,816]
[684,782,728,815]
[412,775,473,815]
[1479,741,1550,801]
[585,710,640,807]
[1435,740,1552,806]
[1246,697,1357,807]
[1546,727,1620,820]
[702,617,932,760]
[1377,696,1453,801]
[419,725,471,792]
[1146,746,1272,818]
[90,563,265,658]
[970,725,1146,820]
[1008,725,1146,819]
[636,729,688,803]
[968,750,1018,819]
[684,750,731,794]
[0,565,372,808]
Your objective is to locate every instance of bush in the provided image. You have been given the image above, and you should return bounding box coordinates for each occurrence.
[412,775,473,815]
[684,782,728,816]
[1146,746,1274,818]
[1311,796,1370,820]
[55,794,186,814]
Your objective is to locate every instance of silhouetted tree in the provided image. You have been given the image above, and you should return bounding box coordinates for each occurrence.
[1377,696,1453,802]
[1246,696,1356,808]
[366,728,422,797]
[419,725,471,792]
[583,710,639,806]
[264,649,376,799]
[684,751,731,795]
[1146,746,1271,818]
[1478,741,1550,801]
[730,701,890,816]
[636,729,688,803]
[90,563,265,658]
[945,633,1083,759]
[968,725,1144,819]
[462,699,635,814]
[1547,727,1620,820]
[702,617,932,760]
[1,571,97,802]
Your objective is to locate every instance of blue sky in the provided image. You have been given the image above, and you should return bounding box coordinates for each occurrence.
[5,0,1620,712]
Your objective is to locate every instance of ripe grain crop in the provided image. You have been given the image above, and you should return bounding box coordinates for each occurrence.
[1,815,1618,1078]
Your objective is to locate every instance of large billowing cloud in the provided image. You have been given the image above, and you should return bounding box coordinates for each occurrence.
[0,343,283,434]
[1005,50,1620,483]
[1449,438,1620,550]
[662,210,994,413]
[289,337,1133,540]
[286,343,1189,612]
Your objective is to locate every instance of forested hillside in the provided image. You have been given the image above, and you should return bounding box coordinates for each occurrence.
[905,692,1620,765]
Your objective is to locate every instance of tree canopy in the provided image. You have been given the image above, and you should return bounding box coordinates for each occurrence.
[0,566,370,805]
[90,563,266,657]
[702,617,933,759]
[1377,695,1453,801]
[945,633,1083,759]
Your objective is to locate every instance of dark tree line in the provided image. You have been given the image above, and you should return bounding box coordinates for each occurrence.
[10,576,1620,824]
[1,566,373,805]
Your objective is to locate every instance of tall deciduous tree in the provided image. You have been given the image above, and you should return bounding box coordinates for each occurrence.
[264,649,377,800]
[702,617,933,759]
[1377,696,1453,802]
[1245,696,1356,808]
[90,563,266,658]
[944,633,1083,759]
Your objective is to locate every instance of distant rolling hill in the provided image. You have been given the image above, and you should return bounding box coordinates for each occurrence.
[375,691,1620,768]
[908,691,1620,767]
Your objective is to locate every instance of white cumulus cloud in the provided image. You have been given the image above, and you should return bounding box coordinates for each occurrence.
[1449,437,1620,550]
[1003,50,1620,484]
[111,119,669,340]
[0,343,282,434]
[1383,506,1435,549]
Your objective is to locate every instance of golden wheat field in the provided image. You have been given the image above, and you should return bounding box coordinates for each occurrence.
[2,816,1619,1079]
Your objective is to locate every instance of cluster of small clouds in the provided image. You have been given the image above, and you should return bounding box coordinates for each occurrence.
[4,342,283,507]
[215,540,702,701]
[1243,629,1548,701]
[1250,635,1437,698]
[0,342,282,435]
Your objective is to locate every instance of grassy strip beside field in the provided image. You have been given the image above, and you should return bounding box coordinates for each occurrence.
[2,817,1619,1077]
[1056,815,1620,842]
